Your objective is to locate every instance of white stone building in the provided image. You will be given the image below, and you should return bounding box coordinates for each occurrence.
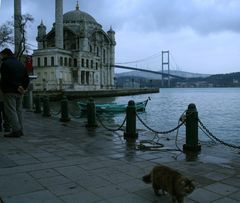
[32,0,116,91]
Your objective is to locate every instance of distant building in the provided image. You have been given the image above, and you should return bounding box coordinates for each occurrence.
[32,1,116,91]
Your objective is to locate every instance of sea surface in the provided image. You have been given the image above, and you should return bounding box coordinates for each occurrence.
[78,88,240,145]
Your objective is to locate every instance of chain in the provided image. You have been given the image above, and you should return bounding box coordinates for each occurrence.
[96,115,126,132]
[136,113,185,135]
[198,119,240,149]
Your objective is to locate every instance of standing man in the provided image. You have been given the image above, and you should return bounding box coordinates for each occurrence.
[0,48,29,137]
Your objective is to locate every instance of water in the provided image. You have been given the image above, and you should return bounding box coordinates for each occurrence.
[84,88,240,145]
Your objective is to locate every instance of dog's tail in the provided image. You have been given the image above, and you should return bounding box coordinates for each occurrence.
[142,174,152,183]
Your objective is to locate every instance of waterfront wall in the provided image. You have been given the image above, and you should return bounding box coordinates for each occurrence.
[33,88,159,101]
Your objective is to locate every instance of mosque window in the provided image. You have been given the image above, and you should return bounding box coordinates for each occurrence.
[81,58,84,67]
[64,57,67,66]
[60,57,63,66]
[91,60,93,68]
[74,58,77,67]
[37,57,41,67]
[96,47,99,56]
[103,49,106,63]
[51,57,54,66]
[44,57,47,66]
[96,62,98,70]
[69,58,72,67]
[86,72,89,84]
[86,59,89,68]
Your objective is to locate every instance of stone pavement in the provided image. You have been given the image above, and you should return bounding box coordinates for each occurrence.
[0,110,239,203]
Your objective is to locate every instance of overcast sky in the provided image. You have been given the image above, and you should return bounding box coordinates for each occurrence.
[0,0,240,74]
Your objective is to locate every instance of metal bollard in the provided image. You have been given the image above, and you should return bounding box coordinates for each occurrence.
[42,95,51,117]
[34,95,42,113]
[86,98,97,128]
[183,103,201,152]
[124,100,138,140]
[60,96,71,122]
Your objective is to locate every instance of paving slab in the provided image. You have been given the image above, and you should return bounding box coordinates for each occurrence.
[0,110,239,203]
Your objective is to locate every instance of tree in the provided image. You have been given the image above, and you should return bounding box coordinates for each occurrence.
[15,14,34,59]
[0,14,34,59]
[0,22,13,48]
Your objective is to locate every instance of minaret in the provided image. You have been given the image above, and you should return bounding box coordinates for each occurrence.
[14,0,22,55]
[77,2,89,52]
[55,0,63,49]
[36,20,46,49]
[107,26,116,66]
[107,26,116,87]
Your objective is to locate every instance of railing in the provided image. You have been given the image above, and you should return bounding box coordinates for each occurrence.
[30,96,240,152]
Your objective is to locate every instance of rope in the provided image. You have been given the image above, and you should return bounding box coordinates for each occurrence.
[96,115,126,132]
[137,140,164,150]
[50,109,61,116]
[198,124,217,143]
[136,113,185,134]
[134,110,186,153]
[175,120,184,153]
[69,111,81,119]
[198,119,240,150]
[68,103,82,119]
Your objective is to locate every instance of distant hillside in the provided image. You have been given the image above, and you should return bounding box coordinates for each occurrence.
[116,71,240,88]
[116,70,210,79]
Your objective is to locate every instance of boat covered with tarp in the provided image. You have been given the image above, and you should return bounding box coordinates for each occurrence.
[77,98,150,113]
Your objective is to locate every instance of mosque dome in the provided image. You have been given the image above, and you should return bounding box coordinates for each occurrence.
[63,2,98,26]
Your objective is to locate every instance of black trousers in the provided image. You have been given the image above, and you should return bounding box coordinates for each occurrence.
[0,101,10,129]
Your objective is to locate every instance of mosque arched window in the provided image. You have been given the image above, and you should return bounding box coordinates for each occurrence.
[60,57,63,66]
[103,49,106,63]
[86,59,89,68]
[96,47,99,56]
[37,57,41,67]
[64,57,67,66]
[81,58,84,67]
[91,60,93,69]
[74,59,77,67]
[44,57,47,66]
[51,57,54,66]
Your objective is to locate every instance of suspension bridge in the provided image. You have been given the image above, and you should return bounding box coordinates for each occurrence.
[114,51,186,88]
[114,64,185,79]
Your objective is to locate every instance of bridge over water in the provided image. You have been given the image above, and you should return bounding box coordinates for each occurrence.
[114,64,186,88]
[114,65,185,79]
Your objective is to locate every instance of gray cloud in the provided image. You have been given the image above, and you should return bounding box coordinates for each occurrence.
[101,0,240,34]
[1,0,240,74]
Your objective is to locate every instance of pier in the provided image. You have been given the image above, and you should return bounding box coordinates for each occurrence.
[0,108,239,203]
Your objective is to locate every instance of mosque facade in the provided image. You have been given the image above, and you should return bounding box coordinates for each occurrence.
[32,0,116,91]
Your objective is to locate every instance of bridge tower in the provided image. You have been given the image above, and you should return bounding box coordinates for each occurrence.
[161,51,170,88]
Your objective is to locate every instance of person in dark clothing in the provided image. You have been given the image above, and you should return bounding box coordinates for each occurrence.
[0,90,11,132]
[0,48,29,137]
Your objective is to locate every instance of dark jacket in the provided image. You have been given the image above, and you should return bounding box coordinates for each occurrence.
[0,56,29,94]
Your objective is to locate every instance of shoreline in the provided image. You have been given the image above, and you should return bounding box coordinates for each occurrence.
[33,87,160,101]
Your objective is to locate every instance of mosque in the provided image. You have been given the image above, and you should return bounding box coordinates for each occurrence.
[32,0,116,91]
